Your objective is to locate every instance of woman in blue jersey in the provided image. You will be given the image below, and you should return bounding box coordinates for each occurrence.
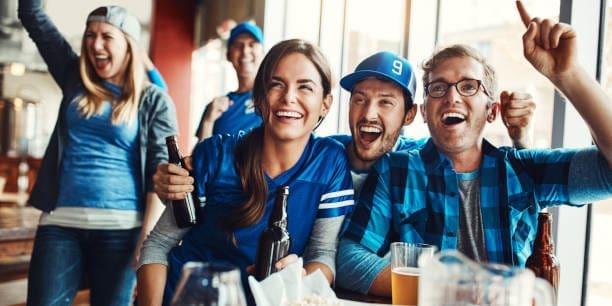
[18,0,178,305]
[137,39,355,305]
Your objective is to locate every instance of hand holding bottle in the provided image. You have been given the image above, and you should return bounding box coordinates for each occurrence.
[153,157,194,200]
[165,136,198,228]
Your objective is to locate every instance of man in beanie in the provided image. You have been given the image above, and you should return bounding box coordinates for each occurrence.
[195,21,265,140]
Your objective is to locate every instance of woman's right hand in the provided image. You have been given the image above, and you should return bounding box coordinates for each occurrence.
[153,157,195,200]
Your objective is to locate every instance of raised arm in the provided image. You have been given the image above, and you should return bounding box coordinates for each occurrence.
[142,48,169,91]
[195,96,233,140]
[18,0,79,88]
[517,0,612,166]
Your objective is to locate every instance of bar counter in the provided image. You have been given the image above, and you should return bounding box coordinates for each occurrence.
[0,198,40,282]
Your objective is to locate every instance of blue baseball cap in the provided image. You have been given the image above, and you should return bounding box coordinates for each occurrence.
[227,22,263,47]
[340,51,416,105]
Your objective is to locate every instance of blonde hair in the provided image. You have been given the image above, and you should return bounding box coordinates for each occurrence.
[77,33,145,125]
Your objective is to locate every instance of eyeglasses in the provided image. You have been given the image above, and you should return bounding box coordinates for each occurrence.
[424,79,489,99]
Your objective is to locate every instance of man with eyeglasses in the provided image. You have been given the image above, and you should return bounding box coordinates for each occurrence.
[337,1,612,297]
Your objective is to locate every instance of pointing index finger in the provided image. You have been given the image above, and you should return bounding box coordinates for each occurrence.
[516,0,532,27]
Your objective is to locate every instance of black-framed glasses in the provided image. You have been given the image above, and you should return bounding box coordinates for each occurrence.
[424,79,489,98]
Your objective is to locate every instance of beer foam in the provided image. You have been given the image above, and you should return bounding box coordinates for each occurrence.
[392,266,420,275]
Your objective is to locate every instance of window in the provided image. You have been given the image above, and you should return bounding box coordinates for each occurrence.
[584,3,612,305]
[431,0,560,148]
[335,0,407,136]
[262,0,408,136]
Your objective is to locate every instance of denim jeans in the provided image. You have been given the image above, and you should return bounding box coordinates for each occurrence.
[27,225,140,306]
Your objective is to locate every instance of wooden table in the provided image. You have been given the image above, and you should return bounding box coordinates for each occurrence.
[0,204,40,282]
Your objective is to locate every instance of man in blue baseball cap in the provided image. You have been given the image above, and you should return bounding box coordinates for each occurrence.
[195,21,265,140]
[329,51,421,195]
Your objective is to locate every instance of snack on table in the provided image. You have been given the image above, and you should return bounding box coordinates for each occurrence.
[284,294,343,306]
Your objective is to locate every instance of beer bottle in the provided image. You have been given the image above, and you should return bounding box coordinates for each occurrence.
[254,186,291,281]
[526,212,560,301]
[165,136,198,228]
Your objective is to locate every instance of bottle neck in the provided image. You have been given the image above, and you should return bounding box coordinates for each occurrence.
[166,137,183,163]
[269,187,289,228]
[534,213,555,254]
[269,200,288,227]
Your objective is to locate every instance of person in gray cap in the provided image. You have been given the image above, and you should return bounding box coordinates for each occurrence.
[195,21,265,140]
[18,0,178,305]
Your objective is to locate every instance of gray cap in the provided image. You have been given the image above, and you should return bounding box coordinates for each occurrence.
[86,6,141,41]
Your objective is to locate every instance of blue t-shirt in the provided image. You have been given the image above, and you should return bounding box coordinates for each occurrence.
[165,132,354,304]
[57,83,140,210]
[195,91,263,137]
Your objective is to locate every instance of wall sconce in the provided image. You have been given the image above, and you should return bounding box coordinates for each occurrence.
[9,62,26,76]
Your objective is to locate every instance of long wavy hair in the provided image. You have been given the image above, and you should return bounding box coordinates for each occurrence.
[226,39,332,235]
[77,30,145,125]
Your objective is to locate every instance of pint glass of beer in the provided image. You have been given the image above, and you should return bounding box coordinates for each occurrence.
[391,242,436,306]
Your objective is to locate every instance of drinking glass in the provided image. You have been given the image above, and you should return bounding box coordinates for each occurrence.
[171,262,247,306]
[390,242,437,306]
[418,250,555,306]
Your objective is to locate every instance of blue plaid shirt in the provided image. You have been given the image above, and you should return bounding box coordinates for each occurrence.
[342,139,612,269]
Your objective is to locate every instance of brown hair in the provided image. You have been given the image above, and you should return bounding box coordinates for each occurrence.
[77,32,145,125]
[226,39,332,234]
[421,44,497,102]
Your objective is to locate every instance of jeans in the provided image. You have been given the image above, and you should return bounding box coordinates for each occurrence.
[27,225,140,306]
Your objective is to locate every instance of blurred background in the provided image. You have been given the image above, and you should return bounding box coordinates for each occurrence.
[0,0,610,305]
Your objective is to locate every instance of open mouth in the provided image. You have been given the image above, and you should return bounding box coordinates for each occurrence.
[442,112,466,125]
[93,55,110,69]
[275,111,304,120]
[359,125,382,143]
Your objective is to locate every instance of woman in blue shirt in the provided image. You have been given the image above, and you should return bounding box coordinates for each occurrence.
[18,0,178,305]
[137,39,355,305]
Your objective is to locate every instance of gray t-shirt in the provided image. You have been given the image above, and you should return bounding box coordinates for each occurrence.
[456,171,488,262]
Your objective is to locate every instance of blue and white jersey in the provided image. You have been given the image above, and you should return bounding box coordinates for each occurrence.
[195,91,263,137]
[166,131,354,301]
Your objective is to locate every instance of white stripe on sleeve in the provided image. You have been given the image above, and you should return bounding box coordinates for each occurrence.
[320,189,354,201]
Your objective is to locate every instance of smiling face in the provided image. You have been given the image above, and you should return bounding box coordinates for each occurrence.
[421,56,499,156]
[84,21,130,84]
[347,78,416,170]
[227,34,264,82]
[262,52,331,144]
